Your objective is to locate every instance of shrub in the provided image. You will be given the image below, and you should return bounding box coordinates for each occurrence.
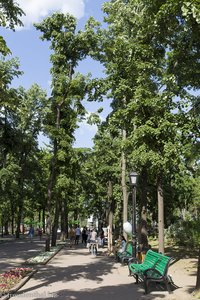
[165,217,200,248]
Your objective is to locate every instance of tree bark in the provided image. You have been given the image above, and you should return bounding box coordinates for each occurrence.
[51,197,60,246]
[138,167,149,252]
[107,180,114,252]
[196,247,200,290]
[16,180,24,238]
[42,208,45,233]
[45,214,51,251]
[121,129,128,239]
[46,150,56,251]
[157,175,164,254]
[45,101,62,251]
[108,210,113,253]
[60,198,67,241]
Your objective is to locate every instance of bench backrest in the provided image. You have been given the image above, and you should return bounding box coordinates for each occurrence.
[125,241,133,255]
[142,250,160,268]
[143,250,171,276]
[154,253,171,276]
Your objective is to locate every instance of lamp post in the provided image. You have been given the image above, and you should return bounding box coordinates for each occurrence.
[129,171,139,258]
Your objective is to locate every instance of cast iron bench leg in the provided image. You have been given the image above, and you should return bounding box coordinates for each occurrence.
[144,278,148,294]
[136,274,139,284]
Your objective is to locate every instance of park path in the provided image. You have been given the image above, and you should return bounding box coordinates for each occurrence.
[0,236,197,300]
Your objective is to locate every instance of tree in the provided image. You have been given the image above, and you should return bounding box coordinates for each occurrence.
[0,0,24,55]
[35,13,100,250]
[97,0,200,254]
[92,120,124,250]
[10,84,47,237]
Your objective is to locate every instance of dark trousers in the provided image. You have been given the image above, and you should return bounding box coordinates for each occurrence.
[75,235,80,244]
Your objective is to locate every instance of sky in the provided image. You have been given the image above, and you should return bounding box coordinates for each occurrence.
[1,0,111,148]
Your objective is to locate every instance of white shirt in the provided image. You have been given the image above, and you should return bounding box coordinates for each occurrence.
[90,231,97,241]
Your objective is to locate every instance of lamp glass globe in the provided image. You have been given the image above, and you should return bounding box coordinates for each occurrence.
[123,221,132,234]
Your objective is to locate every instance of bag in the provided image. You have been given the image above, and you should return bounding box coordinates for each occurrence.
[86,242,90,249]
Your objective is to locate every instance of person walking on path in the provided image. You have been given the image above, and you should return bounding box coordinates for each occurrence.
[37,227,42,240]
[89,228,98,255]
[81,226,87,246]
[28,225,34,242]
[75,225,81,245]
[68,226,76,248]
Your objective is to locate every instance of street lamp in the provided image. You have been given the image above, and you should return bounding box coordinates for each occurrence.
[129,171,139,258]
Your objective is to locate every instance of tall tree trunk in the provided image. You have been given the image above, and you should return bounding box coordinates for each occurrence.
[2,110,8,168]
[60,198,67,241]
[16,177,24,238]
[46,214,51,251]
[42,208,45,233]
[45,102,62,251]
[46,141,57,251]
[16,149,29,238]
[16,205,22,238]
[138,167,149,252]
[51,197,60,246]
[140,167,148,221]
[11,209,14,235]
[157,175,164,254]
[121,129,128,239]
[196,247,200,290]
[108,211,113,253]
[38,209,41,224]
[46,151,56,251]
[1,209,3,237]
[4,220,9,235]
[107,180,114,253]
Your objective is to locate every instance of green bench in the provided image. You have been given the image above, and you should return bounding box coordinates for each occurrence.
[117,241,133,264]
[128,249,174,294]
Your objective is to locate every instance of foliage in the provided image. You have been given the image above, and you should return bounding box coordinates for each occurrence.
[165,215,200,248]
[0,0,24,55]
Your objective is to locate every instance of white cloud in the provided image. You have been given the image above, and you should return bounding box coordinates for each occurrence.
[78,120,97,135]
[74,121,96,148]
[16,0,85,30]
[74,110,103,148]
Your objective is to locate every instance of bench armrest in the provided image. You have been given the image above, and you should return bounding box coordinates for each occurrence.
[128,257,139,264]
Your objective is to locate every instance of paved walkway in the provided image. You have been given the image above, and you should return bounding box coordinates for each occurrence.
[0,236,197,300]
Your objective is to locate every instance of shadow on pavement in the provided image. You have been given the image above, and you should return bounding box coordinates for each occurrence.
[11,253,143,299]
[0,237,45,272]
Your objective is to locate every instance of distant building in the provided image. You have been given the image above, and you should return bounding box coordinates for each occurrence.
[87,215,98,230]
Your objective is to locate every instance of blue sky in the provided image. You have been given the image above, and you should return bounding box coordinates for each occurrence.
[1,0,111,148]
